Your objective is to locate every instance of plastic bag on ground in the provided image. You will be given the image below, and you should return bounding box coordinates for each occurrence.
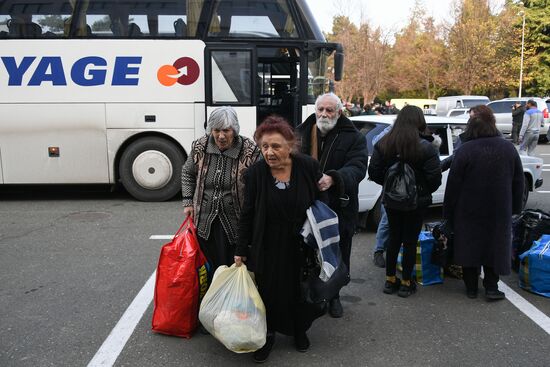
[199,264,266,353]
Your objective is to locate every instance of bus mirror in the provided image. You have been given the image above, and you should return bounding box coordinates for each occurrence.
[334,44,344,81]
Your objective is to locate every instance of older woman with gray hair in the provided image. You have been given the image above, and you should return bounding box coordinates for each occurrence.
[181,106,260,269]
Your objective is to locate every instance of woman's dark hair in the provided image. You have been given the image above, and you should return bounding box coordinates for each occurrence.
[254,115,296,146]
[465,105,499,139]
[379,105,426,162]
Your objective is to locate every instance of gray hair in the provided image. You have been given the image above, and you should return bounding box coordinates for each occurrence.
[315,92,344,112]
[206,106,240,135]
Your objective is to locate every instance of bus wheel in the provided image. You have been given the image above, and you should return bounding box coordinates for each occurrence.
[119,137,185,201]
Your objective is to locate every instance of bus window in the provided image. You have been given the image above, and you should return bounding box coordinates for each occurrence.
[208,0,298,38]
[307,48,330,103]
[0,0,73,38]
[210,50,252,104]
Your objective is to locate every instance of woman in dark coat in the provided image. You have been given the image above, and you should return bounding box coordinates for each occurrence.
[443,105,524,300]
[234,116,324,363]
[368,105,442,298]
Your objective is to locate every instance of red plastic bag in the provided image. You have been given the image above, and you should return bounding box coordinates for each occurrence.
[152,217,208,338]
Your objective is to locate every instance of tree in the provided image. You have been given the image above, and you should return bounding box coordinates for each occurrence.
[327,15,391,104]
[37,15,64,32]
[445,0,500,94]
[521,0,550,96]
[387,1,446,98]
[92,16,111,32]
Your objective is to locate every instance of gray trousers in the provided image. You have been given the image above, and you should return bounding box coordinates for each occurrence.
[520,131,539,156]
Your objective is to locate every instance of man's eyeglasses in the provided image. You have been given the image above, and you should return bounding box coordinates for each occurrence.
[317,107,336,113]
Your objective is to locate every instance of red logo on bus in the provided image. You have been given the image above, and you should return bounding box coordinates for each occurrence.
[157,57,200,86]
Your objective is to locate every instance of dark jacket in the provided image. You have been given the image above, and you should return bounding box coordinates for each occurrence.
[368,137,442,208]
[295,114,368,238]
[235,153,323,274]
[512,105,525,125]
[443,136,524,275]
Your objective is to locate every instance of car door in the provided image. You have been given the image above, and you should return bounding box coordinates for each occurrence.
[427,123,454,204]
[355,121,388,212]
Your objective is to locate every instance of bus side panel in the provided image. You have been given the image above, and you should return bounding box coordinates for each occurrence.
[0,104,109,184]
[194,103,206,140]
[106,129,195,184]
[302,105,315,123]
[106,103,196,129]
[206,106,257,139]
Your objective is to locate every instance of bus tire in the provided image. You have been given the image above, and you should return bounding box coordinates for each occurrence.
[119,137,185,202]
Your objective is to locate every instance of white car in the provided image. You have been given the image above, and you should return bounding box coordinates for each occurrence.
[487,97,550,140]
[351,115,544,228]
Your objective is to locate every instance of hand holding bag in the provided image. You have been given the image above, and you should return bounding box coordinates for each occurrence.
[199,264,267,353]
[152,217,208,338]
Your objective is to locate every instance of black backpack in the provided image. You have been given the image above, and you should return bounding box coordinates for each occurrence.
[382,160,417,211]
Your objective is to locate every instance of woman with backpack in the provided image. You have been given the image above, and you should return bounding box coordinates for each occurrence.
[368,105,442,297]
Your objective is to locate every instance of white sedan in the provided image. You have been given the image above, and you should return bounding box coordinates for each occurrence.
[350,115,544,229]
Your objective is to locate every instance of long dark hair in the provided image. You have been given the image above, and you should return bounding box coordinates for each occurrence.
[379,105,426,162]
[464,105,499,139]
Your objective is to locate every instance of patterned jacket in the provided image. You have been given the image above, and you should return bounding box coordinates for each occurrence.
[181,135,260,244]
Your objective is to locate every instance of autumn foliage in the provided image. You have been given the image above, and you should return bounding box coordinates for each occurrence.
[325,0,549,102]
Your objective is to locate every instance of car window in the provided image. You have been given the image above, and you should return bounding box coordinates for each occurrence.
[426,125,450,156]
[449,110,465,117]
[488,101,511,114]
[353,121,388,155]
[450,124,466,147]
[463,99,488,107]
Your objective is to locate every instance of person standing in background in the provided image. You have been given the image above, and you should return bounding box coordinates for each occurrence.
[511,102,525,145]
[296,93,368,318]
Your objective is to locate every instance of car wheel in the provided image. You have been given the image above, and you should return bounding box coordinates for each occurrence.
[539,135,549,143]
[119,137,185,201]
[367,198,382,231]
[522,176,530,209]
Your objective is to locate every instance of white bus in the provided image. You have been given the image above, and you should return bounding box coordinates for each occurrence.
[0,0,343,201]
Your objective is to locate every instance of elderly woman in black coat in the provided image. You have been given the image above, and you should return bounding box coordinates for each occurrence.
[234,116,325,363]
[443,105,524,300]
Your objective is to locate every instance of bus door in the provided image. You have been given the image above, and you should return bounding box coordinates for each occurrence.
[205,45,257,138]
[256,46,301,126]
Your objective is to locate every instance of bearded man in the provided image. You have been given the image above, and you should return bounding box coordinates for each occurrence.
[296,93,368,318]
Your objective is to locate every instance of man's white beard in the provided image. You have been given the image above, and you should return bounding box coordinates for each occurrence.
[316,116,338,136]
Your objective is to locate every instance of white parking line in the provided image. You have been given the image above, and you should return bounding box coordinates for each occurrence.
[87,270,156,367]
[543,169,550,172]
[497,281,550,335]
[537,191,550,193]
[149,235,173,240]
[540,154,550,156]
[88,237,550,366]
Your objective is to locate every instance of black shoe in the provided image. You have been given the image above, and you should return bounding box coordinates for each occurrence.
[383,278,401,294]
[466,289,478,299]
[485,289,505,301]
[373,251,386,268]
[294,332,310,352]
[329,297,343,318]
[397,281,417,298]
[253,333,275,363]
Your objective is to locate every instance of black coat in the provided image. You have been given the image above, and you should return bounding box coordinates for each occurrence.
[443,136,524,275]
[296,114,368,238]
[368,138,442,208]
[235,153,323,274]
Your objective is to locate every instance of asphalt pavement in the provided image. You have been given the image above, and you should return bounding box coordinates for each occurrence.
[1,145,550,367]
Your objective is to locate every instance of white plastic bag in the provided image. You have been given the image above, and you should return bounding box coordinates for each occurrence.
[199,264,266,353]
